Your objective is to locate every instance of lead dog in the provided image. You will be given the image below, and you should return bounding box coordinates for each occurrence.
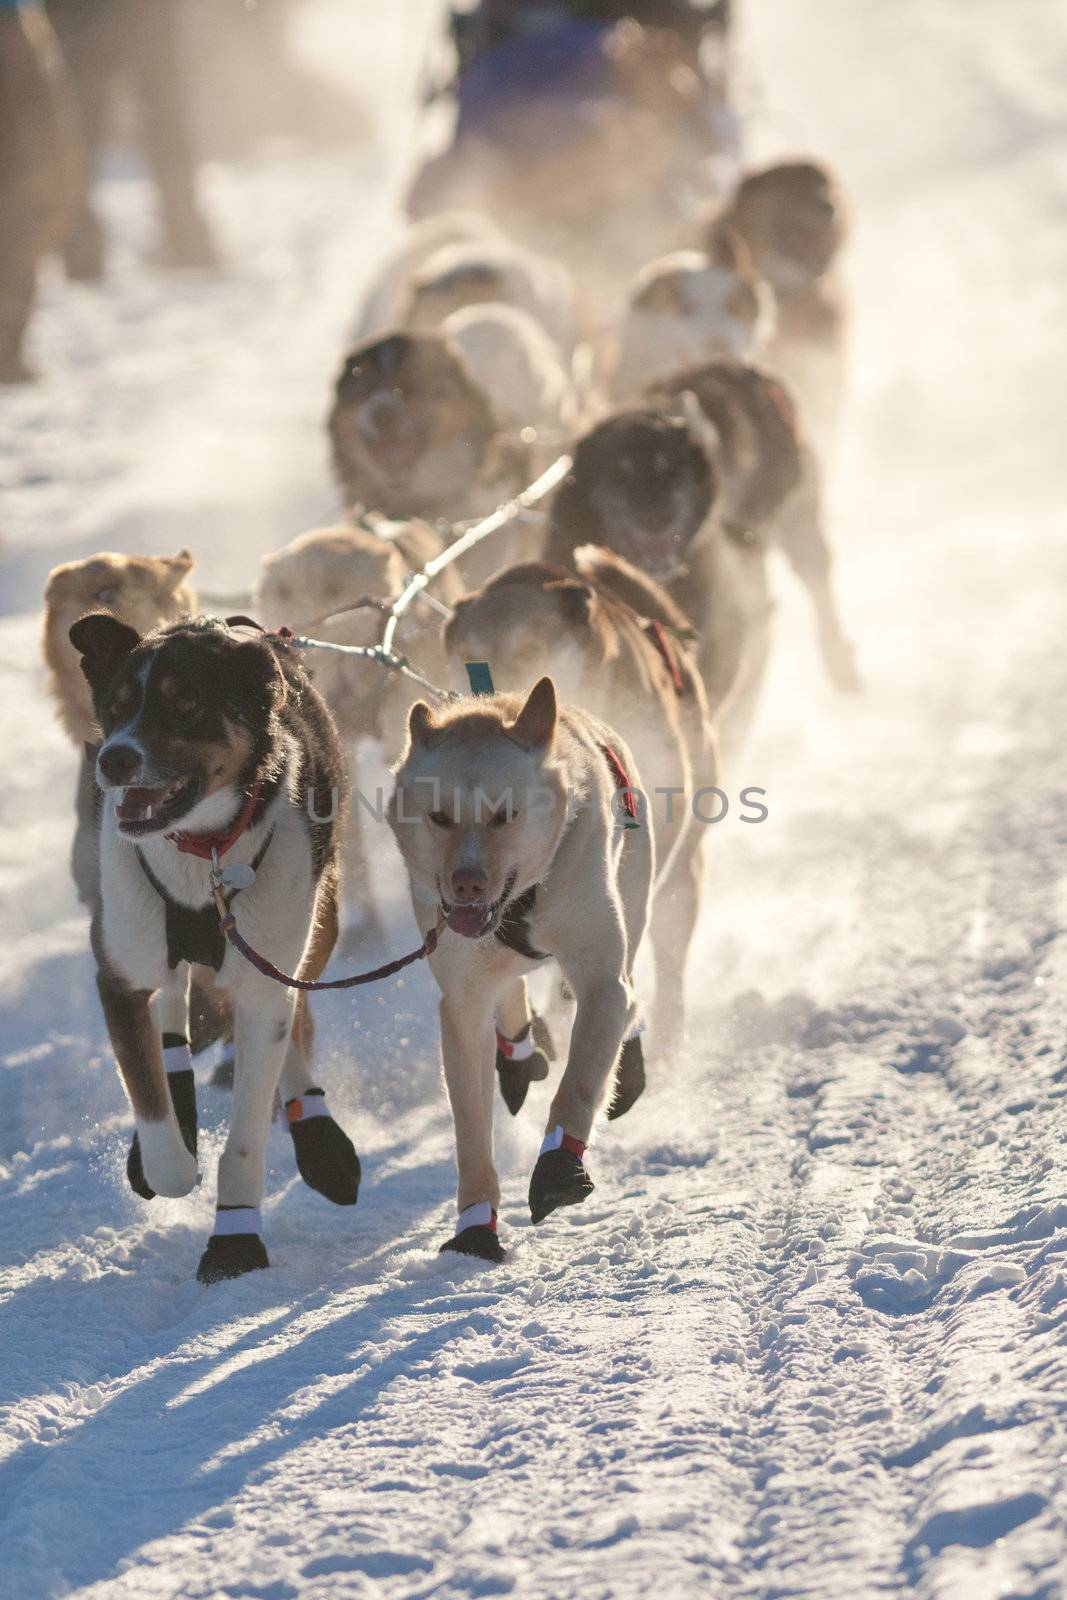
[442,552,717,1065]
[69,613,360,1283]
[388,678,652,1263]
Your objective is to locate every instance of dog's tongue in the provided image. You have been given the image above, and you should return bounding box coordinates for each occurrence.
[446,904,491,939]
[117,786,164,822]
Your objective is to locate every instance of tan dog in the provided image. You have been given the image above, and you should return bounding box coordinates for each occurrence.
[256,520,463,945]
[611,230,773,399]
[388,678,652,1263]
[442,553,717,1062]
[441,304,577,446]
[710,160,849,451]
[43,548,196,907]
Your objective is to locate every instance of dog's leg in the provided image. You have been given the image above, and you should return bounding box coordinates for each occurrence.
[129,966,198,1197]
[97,967,198,1200]
[197,975,294,1284]
[280,875,361,1207]
[647,839,700,1066]
[776,461,860,694]
[494,976,551,1117]
[437,977,505,1264]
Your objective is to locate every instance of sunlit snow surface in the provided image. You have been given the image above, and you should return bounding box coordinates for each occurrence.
[1,2,1065,1597]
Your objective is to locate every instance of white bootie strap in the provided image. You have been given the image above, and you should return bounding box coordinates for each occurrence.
[456,1202,497,1233]
[162,1040,192,1075]
[540,1125,586,1159]
[213,1206,262,1237]
[496,1026,537,1062]
[285,1090,330,1125]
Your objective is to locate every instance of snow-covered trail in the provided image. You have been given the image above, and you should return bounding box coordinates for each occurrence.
[2,3,1067,1597]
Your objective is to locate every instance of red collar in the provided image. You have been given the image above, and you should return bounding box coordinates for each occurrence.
[642,618,686,694]
[165,782,264,860]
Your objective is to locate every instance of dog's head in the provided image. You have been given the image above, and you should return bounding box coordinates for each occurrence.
[329,332,496,514]
[649,358,804,533]
[43,549,196,740]
[714,160,847,289]
[443,563,614,705]
[613,239,771,396]
[404,246,511,332]
[388,678,568,939]
[69,615,287,839]
[256,525,405,731]
[548,406,716,583]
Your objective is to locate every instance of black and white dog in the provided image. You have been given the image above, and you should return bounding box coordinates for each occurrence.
[70,614,359,1283]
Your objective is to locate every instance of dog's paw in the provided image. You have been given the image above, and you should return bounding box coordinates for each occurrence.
[607,1034,646,1121]
[128,1084,199,1200]
[529,1146,594,1224]
[287,1095,361,1206]
[196,1233,270,1284]
[439,1225,506,1264]
[821,630,862,695]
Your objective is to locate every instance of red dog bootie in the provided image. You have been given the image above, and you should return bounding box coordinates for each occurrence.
[196,1206,270,1284]
[440,1201,506,1264]
[495,1018,552,1116]
[285,1089,360,1206]
[529,1126,594,1224]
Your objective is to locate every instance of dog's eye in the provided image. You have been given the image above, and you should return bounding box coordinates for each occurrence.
[174,697,197,717]
[95,587,117,605]
[488,805,516,828]
[428,810,454,829]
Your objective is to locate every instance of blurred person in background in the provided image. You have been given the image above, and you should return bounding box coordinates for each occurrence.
[45,0,219,279]
[0,0,79,380]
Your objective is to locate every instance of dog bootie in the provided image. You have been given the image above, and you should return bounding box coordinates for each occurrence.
[197,1206,270,1284]
[286,1090,360,1206]
[127,1039,198,1200]
[495,1020,552,1116]
[440,1202,505,1264]
[529,1127,594,1224]
[607,1030,646,1121]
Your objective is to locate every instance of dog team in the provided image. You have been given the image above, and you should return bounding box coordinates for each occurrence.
[42,3,858,1282]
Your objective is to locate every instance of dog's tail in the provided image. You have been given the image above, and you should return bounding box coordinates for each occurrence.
[573,544,694,634]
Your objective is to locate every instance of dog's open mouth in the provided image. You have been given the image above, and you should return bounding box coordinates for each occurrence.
[440,870,517,941]
[116,775,200,835]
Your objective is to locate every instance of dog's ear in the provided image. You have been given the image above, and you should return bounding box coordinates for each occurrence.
[676,387,721,458]
[161,548,194,589]
[69,613,141,689]
[408,700,437,747]
[232,639,288,711]
[633,270,687,317]
[507,677,556,751]
[707,223,755,281]
[547,579,594,626]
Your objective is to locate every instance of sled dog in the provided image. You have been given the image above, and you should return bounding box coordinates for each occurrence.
[388,678,652,1263]
[70,613,360,1283]
[443,551,717,1063]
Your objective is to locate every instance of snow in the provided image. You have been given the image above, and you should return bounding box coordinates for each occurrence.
[2,1,1066,1597]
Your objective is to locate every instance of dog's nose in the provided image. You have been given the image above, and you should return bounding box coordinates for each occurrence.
[450,867,488,905]
[99,743,142,785]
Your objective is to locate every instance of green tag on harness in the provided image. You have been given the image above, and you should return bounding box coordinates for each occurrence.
[465,661,495,696]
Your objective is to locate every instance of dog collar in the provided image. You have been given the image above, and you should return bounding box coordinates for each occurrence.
[165,781,264,861]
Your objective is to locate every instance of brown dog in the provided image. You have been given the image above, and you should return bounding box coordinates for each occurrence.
[328,332,534,583]
[710,160,849,451]
[650,357,860,693]
[442,550,717,1065]
[541,404,767,759]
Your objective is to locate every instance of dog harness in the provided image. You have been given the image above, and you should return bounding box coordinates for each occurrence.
[136,785,275,971]
[493,744,640,961]
[641,618,687,695]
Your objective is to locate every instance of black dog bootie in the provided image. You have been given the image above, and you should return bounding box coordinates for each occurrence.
[197,1206,270,1284]
[529,1127,594,1224]
[440,1202,505,1264]
[127,1038,198,1200]
[495,1018,552,1116]
[286,1089,360,1206]
[607,1031,646,1121]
